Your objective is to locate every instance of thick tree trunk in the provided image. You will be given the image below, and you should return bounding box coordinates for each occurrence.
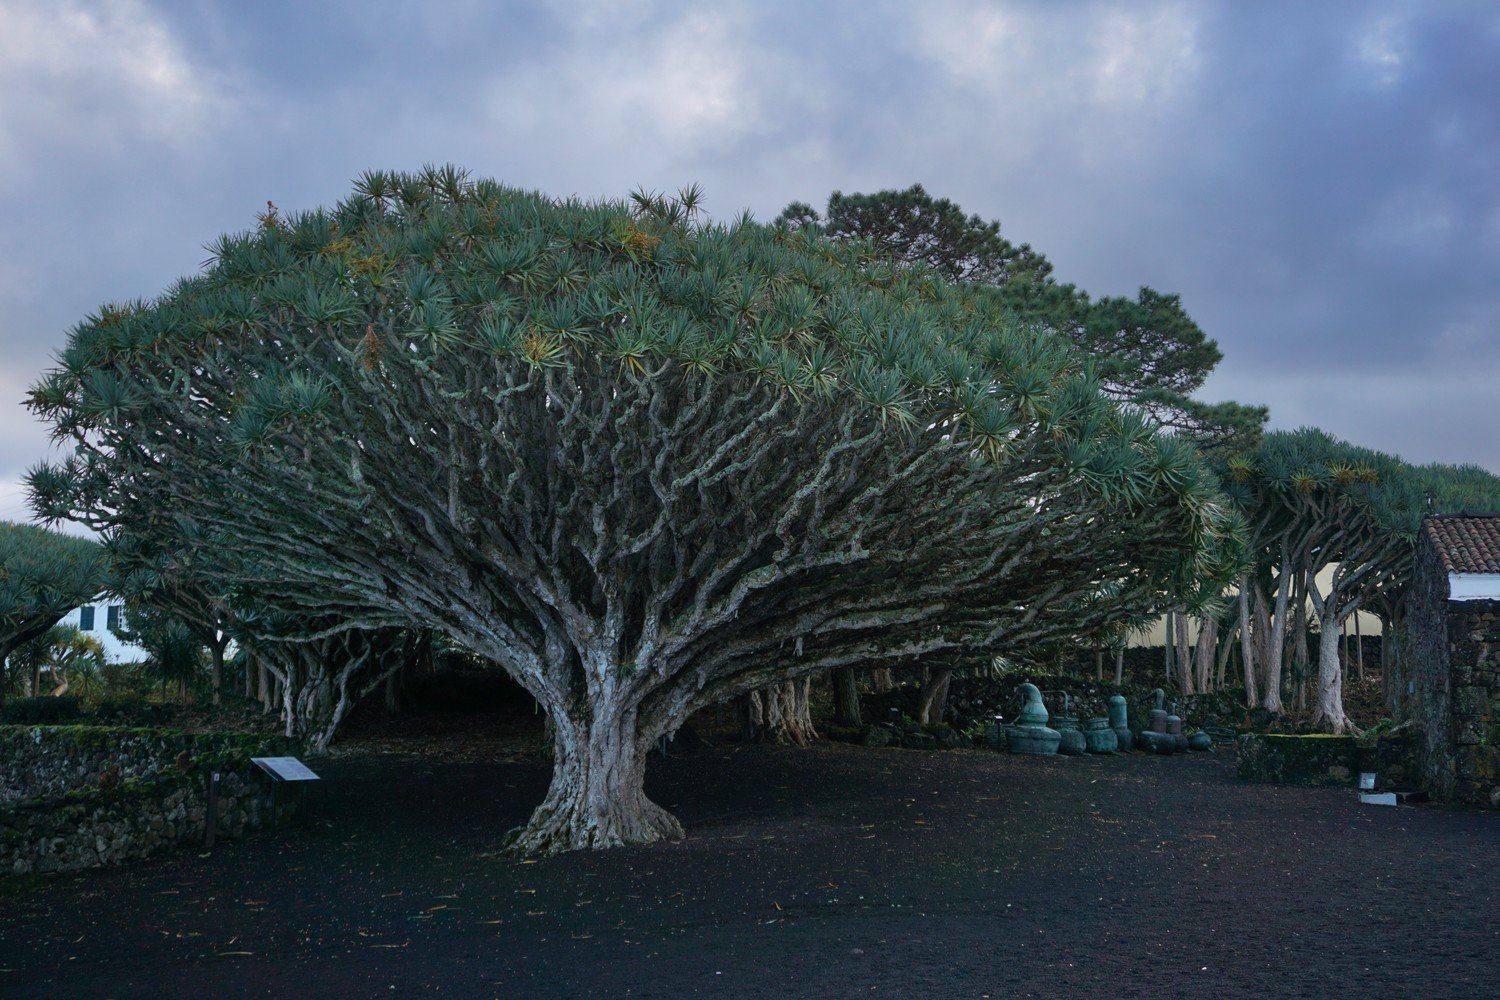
[916,667,953,725]
[1193,618,1216,693]
[832,667,861,727]
[1113,646,1124,686]
[1253,586,1271,699]
[1214,618,1235,691]
[506,709,683,855]
[867,668,894,693]
[1354,613,1364,682]
[739,692,759,742]
[1312,612,1351,732]
[1239,586,1258,707]
[1175,612,1195,694]
[210,638,226,707]
[385,661,403,714]
[749,678,818,745]
[1307,582,1353,734]
[1163,610,1175,683]
[1176,613,1193,691]
[1291,584,1310,711]
[1380,615,1396,711]
[1263,556,1293,715]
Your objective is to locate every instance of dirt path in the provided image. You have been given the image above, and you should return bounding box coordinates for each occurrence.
[1,743,1495,998]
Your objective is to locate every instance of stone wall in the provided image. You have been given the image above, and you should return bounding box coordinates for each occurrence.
[1236,733,1415,789]
[1402,533,1454,793]
[1445,601,1500,807]
[1398,533,1500,807]
[1,726,299,876]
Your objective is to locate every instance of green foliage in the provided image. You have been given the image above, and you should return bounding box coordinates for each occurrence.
[89,697,171,726]
[1220,427,1500,616]
[792,183,1056,286]
[779,184,1267,452]
[4,623,106,706]
[1,694,83,724]
[27,167,1246,772]
[117,603,207,696]
[30,168,1239,590]
[0,523,107,700]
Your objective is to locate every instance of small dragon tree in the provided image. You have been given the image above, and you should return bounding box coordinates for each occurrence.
[28,168,1237,853]
[108,530,236,705]
[1220,429,1500,731]
[0,521,107,705]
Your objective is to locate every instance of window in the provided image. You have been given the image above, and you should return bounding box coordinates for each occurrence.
[107,605,121,631]
[79,605,95,631]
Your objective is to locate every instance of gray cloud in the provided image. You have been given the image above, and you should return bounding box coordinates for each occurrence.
[3,0,1497,523]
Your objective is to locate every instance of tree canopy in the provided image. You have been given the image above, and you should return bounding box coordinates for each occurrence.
[777,184,1267,452]
[0,521,107,704]
[29,167,1239,852]
[1219,428,1500,729]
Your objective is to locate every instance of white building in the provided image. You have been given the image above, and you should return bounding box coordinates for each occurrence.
[56,597,149,664]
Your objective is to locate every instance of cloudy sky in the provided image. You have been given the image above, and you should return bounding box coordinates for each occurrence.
[2,0,1497,525]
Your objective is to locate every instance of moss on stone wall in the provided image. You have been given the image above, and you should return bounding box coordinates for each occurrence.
[1237,734,1361,787]
[1,725,299,876]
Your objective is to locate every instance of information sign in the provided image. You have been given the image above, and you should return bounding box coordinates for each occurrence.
[251,756,321,782]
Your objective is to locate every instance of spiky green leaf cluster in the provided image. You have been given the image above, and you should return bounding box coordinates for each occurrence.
[29,167,1243,648]
[35,168,1230,532]
[0,522,108,671]
[1216,427,1500,609]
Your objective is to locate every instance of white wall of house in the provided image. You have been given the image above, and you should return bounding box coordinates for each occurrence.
[56,598,149,664]
[1449,573,1500,601]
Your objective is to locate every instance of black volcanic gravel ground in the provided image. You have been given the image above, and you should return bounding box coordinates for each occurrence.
[1,742,1495,998]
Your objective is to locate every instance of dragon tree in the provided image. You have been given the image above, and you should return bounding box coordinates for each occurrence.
[1221,429,1500,730]
[29,168,1238,853]
[1,521,107,705]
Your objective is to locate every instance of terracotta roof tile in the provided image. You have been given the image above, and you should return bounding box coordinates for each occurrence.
[1424,515,1500,574]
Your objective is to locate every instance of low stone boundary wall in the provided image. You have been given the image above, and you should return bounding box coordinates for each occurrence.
[1236,733,1416,789]
[1,726,298,876]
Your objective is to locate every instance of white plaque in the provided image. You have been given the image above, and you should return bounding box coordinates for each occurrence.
[251,756,321,782]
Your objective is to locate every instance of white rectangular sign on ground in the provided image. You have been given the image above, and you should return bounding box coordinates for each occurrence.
[251,757,321,782]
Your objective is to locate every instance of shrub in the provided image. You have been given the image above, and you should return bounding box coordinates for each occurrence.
[0,694,84,724]
[90,697,171,726]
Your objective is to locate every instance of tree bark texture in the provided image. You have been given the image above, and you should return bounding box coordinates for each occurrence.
[83,363,1201,851]
[916,667,953,725]
[1163,610,1175,684]
[1193,617,1215,694]
[1214,617,1235,690]
[505,707,683,854]
[748,678,818,746]
[1264,555,1292,714]
[832,667,861,727]
[1291,576,1310,711]
[1307,578,1353,733]
[209,638,226,707]
[248,627,425,750]
[1174,611,1194,694]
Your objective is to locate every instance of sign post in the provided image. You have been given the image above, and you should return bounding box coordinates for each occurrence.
[204,771,220,848]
